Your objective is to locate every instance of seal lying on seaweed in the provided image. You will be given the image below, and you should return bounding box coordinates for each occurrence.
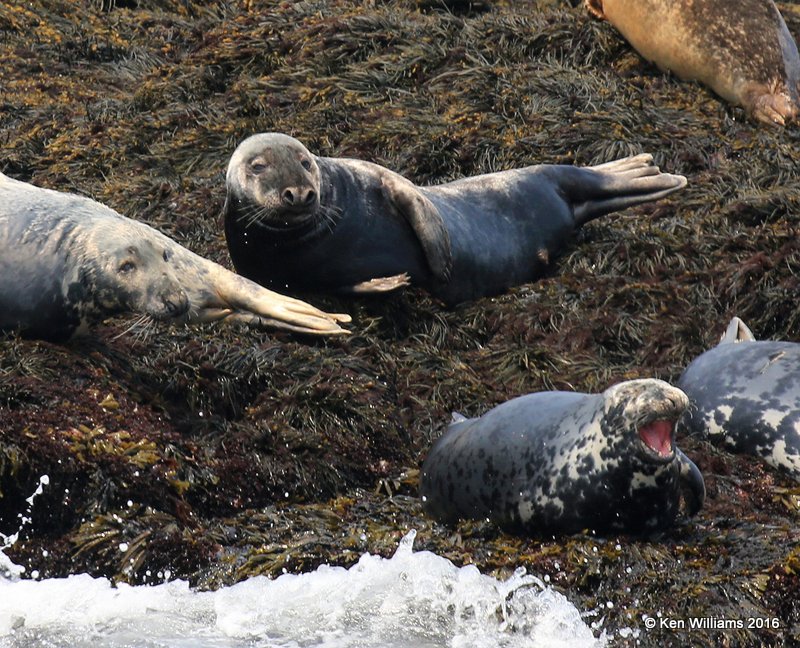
[585,0,800,126]
[420,379,705,536]
[678,317,800,481]
[223,133,686,305]
[0,173,350,342]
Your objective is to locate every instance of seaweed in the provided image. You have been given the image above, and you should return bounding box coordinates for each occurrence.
[3,0,800,644]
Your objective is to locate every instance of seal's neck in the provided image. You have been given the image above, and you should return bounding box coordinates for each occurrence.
[316,156,350,223]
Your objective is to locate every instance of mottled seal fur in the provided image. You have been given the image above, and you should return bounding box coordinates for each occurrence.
[0,172,350,342]
[677,317,800,480]
[586,0,800,126]
[223,133,687,305]
[420,379,705,536]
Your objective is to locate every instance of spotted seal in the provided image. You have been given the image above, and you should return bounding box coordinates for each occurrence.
[677,317,800,480]
[223,133,687,305]
[585,0,800,126]
[419,379,705,536]
[0,172,350,342]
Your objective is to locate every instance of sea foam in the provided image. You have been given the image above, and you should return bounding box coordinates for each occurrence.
[0,530,605,648]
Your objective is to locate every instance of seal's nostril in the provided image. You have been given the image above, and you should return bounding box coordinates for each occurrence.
[164,294,188,316]
[282,189,295,205]
[305,190,316,205]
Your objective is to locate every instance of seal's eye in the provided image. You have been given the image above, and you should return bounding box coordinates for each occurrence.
[250,159,268,174]
[119,261,137,274]
[300,159,312,171]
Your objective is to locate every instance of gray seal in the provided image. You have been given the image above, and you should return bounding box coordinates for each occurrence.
[223,133,687,305]
[0,172,350,342]
[677,317,800,480]
[420,379,705,536]
[586,0,800,126]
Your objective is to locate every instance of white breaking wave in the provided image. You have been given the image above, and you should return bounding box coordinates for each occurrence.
[0,530,605,648]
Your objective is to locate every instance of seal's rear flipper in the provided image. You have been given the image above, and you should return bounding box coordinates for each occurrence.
[567,153,687,225]
[719,316,756,345]
[747,86,798,126]
[677,448,705,517]
[584,0,606,20]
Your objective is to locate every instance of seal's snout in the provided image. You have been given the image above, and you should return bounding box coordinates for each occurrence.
[163,293,189,317]
[281,186,317,210]
[634,389,687,462]
[610,379,688,463]
[150,280,189,320]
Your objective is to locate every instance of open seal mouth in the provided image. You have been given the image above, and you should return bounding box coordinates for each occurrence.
[638,419,676,462]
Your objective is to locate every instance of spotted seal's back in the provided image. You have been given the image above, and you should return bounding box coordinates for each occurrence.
[678,317,800,479]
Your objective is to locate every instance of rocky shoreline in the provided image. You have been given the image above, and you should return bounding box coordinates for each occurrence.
[2,1,800,645]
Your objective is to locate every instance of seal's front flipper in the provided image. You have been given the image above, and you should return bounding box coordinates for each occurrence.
[346,273,411,294]
[677,448,705,516]
[381,174,453,284]
[226,311,350,335]
[179,252,352,335]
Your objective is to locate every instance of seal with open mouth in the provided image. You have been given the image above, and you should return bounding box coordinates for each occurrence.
[223,133,686,305]
[0,172,350,342]
[420,379,705,536]
[678,317,800,480]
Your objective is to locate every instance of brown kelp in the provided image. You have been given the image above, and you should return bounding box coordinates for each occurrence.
[2,1,800,645]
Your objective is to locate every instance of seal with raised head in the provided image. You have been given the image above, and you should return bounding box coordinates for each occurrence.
[677,317,800,480]
[419,379,705,536]
[223,133,687,305]
[585,0,800,126]
[0,172,350,342]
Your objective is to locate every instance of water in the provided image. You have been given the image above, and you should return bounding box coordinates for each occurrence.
[0,530,605,648]
[0,476,605,647]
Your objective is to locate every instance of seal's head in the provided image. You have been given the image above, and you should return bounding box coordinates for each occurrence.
[78,221,190,323]
[225,133,321,231]
[602,379,689,464]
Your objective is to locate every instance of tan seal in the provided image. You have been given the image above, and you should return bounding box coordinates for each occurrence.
[586,0,800,125]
